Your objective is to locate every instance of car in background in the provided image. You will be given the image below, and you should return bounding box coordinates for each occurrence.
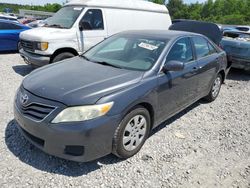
[28,20,46,28]
[220,31,250,73]
[14,27,228,162]
[0,13,18,23]
[235,26,250,33]
[0,20,30,52]
[222,26,239,32]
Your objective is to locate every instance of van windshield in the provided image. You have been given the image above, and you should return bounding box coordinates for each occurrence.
[44,6,83,29]
[83,34,168,71]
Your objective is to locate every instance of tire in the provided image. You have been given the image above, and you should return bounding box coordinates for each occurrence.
[244,67,250,75]
[17,42,22,51]
[204,74,222,102]
[52,52,75,63]
[112,106,151,159]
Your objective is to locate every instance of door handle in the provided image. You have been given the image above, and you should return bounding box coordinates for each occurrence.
[192,66,198,70]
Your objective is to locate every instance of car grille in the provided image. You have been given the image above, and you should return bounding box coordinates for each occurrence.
[19,102,56,121]
[21,40,35,52]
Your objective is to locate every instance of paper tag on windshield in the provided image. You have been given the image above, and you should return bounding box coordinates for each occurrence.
[138,42,158,50]
[74,7,82,11]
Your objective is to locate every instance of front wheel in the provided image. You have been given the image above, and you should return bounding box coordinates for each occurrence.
[52,52,75,63]
[204,74,222,102]
[112,107,151,159]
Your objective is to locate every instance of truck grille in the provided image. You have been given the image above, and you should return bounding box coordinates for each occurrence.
[19,103,56,121]
[21,40,35,52]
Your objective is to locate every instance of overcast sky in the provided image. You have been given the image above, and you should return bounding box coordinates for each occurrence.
[0,0,207,6]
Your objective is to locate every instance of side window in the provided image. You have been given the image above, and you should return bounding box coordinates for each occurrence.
[208,42,217,54]
[166,37,193,63]
[81,9,104,30]
[192,37,210,59]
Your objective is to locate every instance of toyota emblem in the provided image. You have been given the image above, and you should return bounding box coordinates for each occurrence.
[20,93,29,106]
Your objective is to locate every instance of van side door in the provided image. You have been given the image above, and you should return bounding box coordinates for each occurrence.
[78,9,107,51]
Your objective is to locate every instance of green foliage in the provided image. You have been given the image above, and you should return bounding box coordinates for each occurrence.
[151,0,165,4]
[0,3,62,13]
[165,0,250,25]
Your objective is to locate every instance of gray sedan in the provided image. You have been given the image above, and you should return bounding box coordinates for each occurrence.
[14,30,228,162]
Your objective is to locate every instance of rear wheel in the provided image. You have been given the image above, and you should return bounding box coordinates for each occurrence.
[52,52,75,63]
[204,74,222,102]
[112,106,151,159]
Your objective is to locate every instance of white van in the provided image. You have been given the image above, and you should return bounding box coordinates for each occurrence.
[19,0,171,67]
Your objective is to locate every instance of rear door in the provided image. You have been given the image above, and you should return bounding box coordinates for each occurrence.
[191,36,220,95]
[78,9,107,51]
[157,37,199,121]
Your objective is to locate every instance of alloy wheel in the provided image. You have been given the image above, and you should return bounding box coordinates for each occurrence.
[212,76,221,98]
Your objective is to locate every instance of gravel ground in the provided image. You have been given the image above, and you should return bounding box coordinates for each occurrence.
[0,53,249,188]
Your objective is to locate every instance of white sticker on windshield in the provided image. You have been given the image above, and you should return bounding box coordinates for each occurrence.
[74,7,82,11]
[138,42,158,50]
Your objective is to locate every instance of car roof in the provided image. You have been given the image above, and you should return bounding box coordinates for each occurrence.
[66,0,168,13]
[0,19,29,28]
[0,19,18,24]
[119,30,201,40]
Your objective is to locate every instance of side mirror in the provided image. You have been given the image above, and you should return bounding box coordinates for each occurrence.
[163,60,184,72]
[79,21,92,31]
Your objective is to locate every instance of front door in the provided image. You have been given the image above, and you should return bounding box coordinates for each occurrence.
[157,37,199,122]
[77,9,107,52]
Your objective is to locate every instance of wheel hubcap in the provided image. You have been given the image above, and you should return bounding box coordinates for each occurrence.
[212,77,221,97]
[122,115,147,151]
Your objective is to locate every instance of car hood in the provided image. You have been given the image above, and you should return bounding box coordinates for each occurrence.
[20,27,75,41]
[22,57,144,106]
[169,20,222,45]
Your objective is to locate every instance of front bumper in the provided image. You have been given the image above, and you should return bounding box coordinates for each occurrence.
[19,49,50,67]
[14,88,121,162]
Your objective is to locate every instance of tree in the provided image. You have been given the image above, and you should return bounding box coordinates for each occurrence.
[166,0,185,19]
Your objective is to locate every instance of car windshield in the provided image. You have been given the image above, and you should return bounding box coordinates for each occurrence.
[44,6,83,29]
[83,34,168,71]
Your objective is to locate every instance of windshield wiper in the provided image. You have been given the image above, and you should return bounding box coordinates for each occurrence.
[95,61,122,69]
[44,24,66,29]
[81,55,90,61]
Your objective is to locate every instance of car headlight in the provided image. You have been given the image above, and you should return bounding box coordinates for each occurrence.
[37,42,49,51]
[52,102,114,123]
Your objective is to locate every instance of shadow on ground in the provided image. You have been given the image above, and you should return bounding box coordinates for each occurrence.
[5,100,201,177]
[12,65,34,77]
[5,120,123,177]
[227,68,250,81]
[0,51,18,54]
